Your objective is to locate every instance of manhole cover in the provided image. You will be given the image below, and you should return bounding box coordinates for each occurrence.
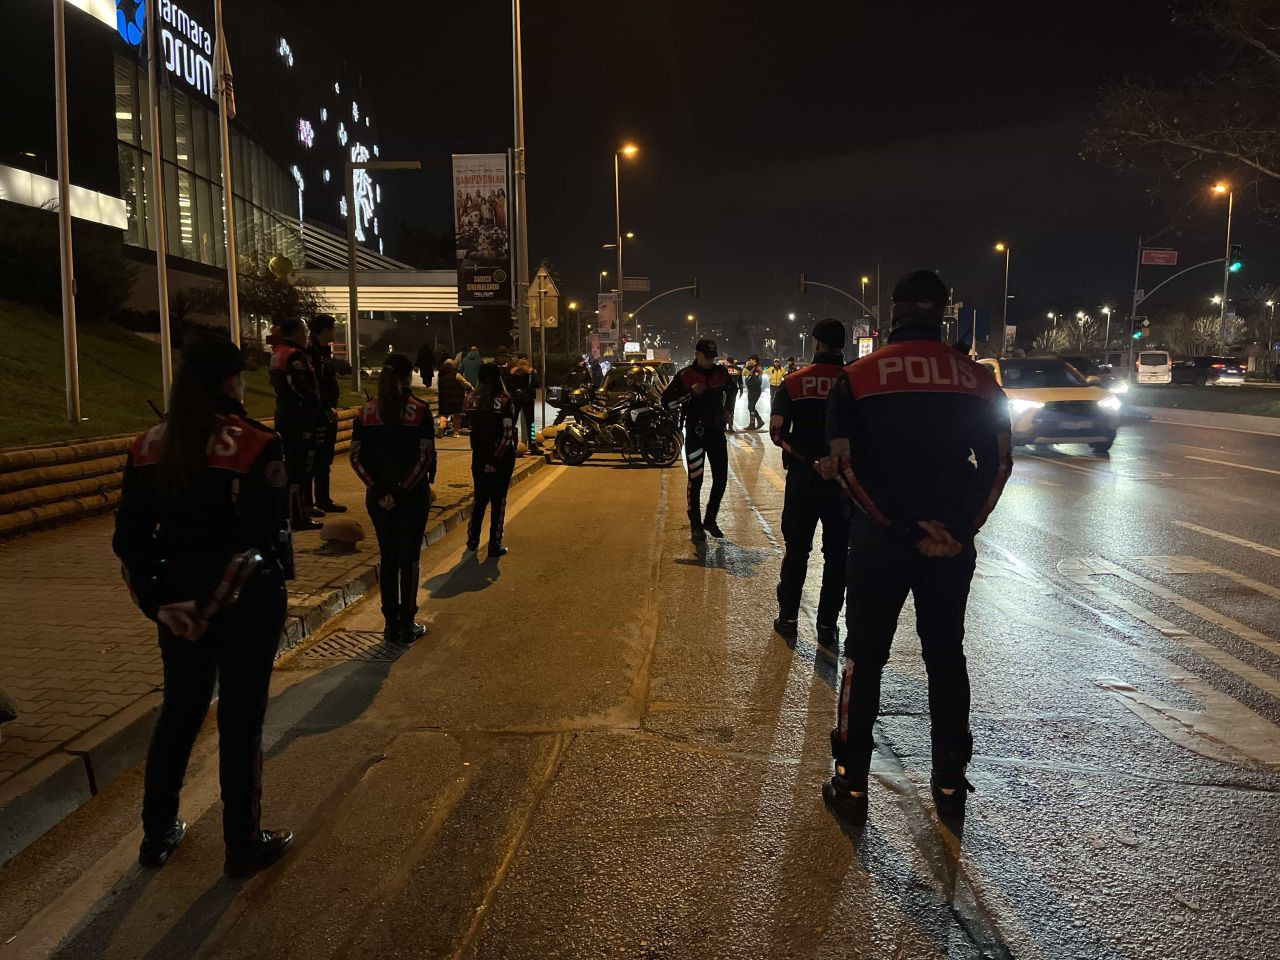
[300,630,407,663]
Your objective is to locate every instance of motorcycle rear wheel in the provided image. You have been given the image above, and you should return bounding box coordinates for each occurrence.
[642,428,682,467]
[556,428,592,465]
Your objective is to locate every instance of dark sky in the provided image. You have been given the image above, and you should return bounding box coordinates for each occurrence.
[293,0,1259,345]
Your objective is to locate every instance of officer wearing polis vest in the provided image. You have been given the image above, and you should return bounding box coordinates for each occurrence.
[770,319,849,649]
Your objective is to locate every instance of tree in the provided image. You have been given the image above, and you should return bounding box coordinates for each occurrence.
[1088,1,1280,215]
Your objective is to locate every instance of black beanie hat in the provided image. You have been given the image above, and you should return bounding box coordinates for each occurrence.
[811,318,845,350]
[182,331,244,389]
[891,270,948,327]
[382,353,413,379]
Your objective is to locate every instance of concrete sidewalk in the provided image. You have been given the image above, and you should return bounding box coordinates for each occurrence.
[0,437,545,864]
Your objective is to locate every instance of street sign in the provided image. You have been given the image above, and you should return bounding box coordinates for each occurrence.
[1005,324,1017,346]
[1141,248,1178,266]
[530,265,559,328]
[621,276,650,292]
[857,336,875,358]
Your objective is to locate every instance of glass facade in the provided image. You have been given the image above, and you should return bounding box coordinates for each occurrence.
[113,56,302,269]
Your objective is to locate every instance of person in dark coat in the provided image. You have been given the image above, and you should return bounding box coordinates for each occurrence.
[305,315,346,514]
[414,340,436,389]
[505,353,539,451]
[465,363,517,558]
[268,317,324,531]
[436,358,471,436]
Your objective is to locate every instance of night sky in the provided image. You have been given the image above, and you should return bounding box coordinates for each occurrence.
[291,0,1258,347]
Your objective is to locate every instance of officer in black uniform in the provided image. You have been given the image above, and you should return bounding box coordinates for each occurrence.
[822,270,1012,820]
[770,318,849,649]
[269,316,324,530]
[661,338,733,542]
[350,354,436,644]
[113,332,295,877]
[305,314,346,515]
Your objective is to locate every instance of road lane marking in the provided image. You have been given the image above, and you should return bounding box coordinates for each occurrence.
[1185,455,1280,476]
[1173,520,1280,559]
[1137,555,1280,602]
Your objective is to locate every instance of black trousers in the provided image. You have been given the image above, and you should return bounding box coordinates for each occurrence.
[833,518,977,784]
[776,466,848,626]
[685,421,728,523]
[468,458,515,548]
[311,413,338,505]
[746,387,762,425]
[142,578,286,849]
[368,492,429,628]
[516,397,536,447]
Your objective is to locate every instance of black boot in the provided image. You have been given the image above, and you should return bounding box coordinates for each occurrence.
[316,476,346,513]
[689,511,706,542]
[773,616,798,640]
[139,819,187,868]
[822,773,869,821]
[290,487,322,531]
[703,515,724,538]
[224,829,294,879]
[930,772,974,820]
[488,542,509,559]
[400,621,426,644]
[816,623,839,650]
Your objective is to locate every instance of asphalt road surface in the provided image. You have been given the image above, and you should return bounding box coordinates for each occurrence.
[2,411,1278,959]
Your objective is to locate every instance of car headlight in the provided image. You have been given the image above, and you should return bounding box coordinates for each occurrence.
[1008,397,1045,415]
[1108,379,1129,395]
[1097,395,1122,412]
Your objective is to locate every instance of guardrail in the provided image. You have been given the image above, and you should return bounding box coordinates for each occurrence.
[0,408,361,540]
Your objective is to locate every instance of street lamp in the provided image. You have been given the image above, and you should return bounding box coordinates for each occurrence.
[994,242,1011,357]
[1101,305,1113,348]
[614,143,639,341]
[1213,182,1234,340]
[860,276,870,318]
[686,312,699,344]
[599,270,608,293]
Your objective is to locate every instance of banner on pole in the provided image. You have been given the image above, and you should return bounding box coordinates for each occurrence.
[597,292,619,347]
[452,154,511,305]
[1140,248,1178,266]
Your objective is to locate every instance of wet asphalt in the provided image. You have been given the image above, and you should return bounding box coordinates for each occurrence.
[1,410,1278,959]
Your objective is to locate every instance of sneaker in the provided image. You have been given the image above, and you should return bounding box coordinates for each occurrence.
[822,775,869,820]
[930,772,974,820]
[488,543,509,559]
[224,829,294,879]
[816,624,839,650]
[138,819,187,869]
[293,517,323,532]
[703,518,724,538]
[400,622,426,644]
[773,616,798,640]
[318,501,347,513]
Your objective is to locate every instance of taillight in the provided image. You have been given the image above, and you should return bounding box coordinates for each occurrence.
[1211,363,1225,369]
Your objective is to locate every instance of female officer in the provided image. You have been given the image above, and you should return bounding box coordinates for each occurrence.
[465,363,517,558]
[350,354,436,644]
[113,332,294,878]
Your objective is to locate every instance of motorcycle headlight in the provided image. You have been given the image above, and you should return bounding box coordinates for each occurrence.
[1097,395,1122,412]
[1008,397,1045,416]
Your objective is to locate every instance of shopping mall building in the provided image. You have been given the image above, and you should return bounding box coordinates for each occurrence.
[2,0,456,346]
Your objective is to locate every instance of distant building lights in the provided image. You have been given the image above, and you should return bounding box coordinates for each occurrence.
[297,118,315,148]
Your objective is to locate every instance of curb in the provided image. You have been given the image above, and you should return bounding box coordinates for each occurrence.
[0,455,548,867]
[1130,405,1280,437]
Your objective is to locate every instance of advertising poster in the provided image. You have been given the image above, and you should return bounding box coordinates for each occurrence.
[597,292,619,349]
[452,154,511,305]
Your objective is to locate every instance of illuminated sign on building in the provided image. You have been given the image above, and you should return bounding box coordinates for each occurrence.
[298,118,315,148]
[277,37,294,67]
[352,101,360,123]
[350,143,375,242]
[114,0,214,99]
[337,122,348,147]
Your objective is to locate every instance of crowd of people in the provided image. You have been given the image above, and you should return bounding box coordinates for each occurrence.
[108,268,1012,880]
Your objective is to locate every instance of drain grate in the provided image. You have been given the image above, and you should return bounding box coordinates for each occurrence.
[300,630,408,663]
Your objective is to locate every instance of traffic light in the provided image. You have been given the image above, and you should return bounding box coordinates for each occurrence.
[1131,329,1144,340]
[1229,243,1243,273]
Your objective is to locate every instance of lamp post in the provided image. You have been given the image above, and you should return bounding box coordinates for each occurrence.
[860,276,870,321]
[687,313,698,347]
[567,300,579,360]
[346,159,421,390]
[614,143,638,340]
[598,270,608,293]
[1101,306,1113,349]
[511,0,531,355]
[1213,182,1234,342]
[995,242,1011,357]
[52,0,80,422]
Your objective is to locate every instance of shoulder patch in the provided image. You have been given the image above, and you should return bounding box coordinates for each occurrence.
[206,415,274,473]
[269,344,300,371]
[401,398,426,425]
[129,423,168,466]
[360,401,381,426]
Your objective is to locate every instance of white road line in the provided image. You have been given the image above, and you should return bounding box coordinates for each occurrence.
[1185,455,1280,476]
[1057,559,1280,703]
[1137,555,1280,602]
[1022,454,1101,474]
[1174,520,1280,559]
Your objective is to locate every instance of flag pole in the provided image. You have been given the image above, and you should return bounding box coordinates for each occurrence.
[213,0,240,346]
[145,0,174,408]
[52,0,81,423]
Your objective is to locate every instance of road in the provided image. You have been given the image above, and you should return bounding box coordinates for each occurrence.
[1,408,1278,959]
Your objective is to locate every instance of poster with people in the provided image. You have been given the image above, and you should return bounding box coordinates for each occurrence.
[597,292,619,352]
[452,154,511,305]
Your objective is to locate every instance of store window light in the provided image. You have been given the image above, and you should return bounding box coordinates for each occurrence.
[334,81,341,94]
[339,196,348,218]
[277,38,294,67]
[320,107,328,123]
[337,122,348,146]
[352,102,360,122]
[322,169,331,183]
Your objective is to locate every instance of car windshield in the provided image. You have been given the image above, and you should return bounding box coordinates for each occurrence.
[1000,360,1086,388]
[1060,356,1100,376]
[1139,353,1167,366]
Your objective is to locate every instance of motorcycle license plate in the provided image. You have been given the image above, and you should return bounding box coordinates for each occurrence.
[630,410,642,421]
[1060,419,1091,430]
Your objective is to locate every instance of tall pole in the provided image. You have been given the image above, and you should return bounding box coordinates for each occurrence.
[1219,189,1234,343]
[614,151,624,341]
[213,0,240,346]
[511,0,531,356]
[1129,236,1143,377]
[538,279,547,437]
[52,0,80,423]
[146,0,174,409]
[999,245,1011,357]
[346,160,359,391]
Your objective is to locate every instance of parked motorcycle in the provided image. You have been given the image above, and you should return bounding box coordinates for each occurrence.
[554,388,682,467]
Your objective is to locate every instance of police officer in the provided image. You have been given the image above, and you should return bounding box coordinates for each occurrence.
[113,332,294,877]
[662,338,733,542]
[822,270,1012,820]
[350,354,436,644]
[723,356,743,432]
[770,319,849,650]
[466,363,518,558]
[305,314,346,515]
[269,316,324,530]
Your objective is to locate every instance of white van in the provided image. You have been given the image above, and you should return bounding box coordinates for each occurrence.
[1136,350,1172,384]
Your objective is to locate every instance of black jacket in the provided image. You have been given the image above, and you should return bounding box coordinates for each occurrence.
[350,394,436,503]
[112,398,294,620]
[305,341,340,411]
[825,329,1011,542]
[269,339,324,429]
[771,351,845,468]
[661,362,733,429]
[467,392,517,468]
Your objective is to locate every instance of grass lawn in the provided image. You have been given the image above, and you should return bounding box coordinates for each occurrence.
[0,300,368,449]
[1129,384,1280,418]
